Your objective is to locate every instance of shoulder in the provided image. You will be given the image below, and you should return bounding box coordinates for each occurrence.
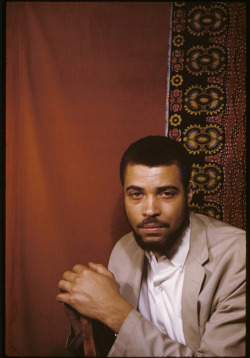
[191,212,245,240]
[191,212,246,265]
[109,231,139,261]
[108,232,144,279]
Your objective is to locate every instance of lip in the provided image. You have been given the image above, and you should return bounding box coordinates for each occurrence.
[139,222,167,228]
[140,227,166,234]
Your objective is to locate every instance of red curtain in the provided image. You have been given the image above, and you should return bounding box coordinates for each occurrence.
[6,2,170,356]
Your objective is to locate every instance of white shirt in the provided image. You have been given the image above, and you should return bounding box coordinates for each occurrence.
[138,224,191,345]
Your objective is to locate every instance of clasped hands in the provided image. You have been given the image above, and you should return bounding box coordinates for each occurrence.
[56,262,132,333]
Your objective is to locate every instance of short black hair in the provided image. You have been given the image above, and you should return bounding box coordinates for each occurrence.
[120,135,193,190]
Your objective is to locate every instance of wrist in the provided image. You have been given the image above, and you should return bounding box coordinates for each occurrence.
[104,298,133,333]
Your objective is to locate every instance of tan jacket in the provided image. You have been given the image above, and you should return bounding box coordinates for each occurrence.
[107,213,246,357]
[65,213,245,356]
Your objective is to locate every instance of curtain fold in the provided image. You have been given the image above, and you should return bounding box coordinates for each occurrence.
[6,2,170,356]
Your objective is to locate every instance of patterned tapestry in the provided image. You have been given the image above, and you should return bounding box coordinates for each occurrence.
[166,2,246,230]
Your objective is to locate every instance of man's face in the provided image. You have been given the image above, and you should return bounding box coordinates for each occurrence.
[124,164,193,257]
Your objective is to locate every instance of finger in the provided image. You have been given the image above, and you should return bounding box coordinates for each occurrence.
[88,262,107,274]
[72,264,88,273]
[88,262,115,280]
[62,270,78,282]
[56,291,70,303]
[58,279,72,293]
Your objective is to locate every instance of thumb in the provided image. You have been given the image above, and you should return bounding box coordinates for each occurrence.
[88,262,120,288]
[88,262,111,276]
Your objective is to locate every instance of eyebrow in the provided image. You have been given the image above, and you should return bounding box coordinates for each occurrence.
[125,185,180,193]
[156,185,180,194]
[125,185,143,193]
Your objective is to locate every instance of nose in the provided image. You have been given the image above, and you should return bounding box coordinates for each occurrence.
[143,195,161,217]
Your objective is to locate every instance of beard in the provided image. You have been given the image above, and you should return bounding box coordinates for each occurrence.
[132,202,190,257]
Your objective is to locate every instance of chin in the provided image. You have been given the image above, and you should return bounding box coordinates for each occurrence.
[142,234,166,241]
[133,232,176,253]
[133,211,190,254]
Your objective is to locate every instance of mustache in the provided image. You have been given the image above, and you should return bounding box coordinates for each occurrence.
[137,217,170,228]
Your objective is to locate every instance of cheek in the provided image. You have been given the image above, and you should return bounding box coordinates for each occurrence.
[162,200,186,223]
[176,203,188,226]
[125,202,139,223]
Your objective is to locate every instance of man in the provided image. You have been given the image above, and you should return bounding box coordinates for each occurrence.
[57,136,246,357]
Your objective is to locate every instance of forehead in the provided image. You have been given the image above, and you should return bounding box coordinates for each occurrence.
[124,164,183,187]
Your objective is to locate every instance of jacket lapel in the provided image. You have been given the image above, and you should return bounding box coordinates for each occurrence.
[120,243,145,309]
[182,213,208,351]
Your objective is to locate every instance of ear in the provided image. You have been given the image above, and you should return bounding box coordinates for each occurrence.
[187,182,193,204]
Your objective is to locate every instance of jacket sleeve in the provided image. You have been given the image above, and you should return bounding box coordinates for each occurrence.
[108,249,246,357]
[108,292,245,357]
[108,309,195,357]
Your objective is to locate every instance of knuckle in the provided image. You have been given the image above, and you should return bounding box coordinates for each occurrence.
[62,271,69,279]
[82,268,90,278]
[73,264,83,272]
[70,283,79,294]
[75,276,83,284]
[108,271,115,280]
[58,280,64,287]
[69,295,77,305]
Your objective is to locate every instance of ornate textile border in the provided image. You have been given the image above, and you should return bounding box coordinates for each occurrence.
[166,2,246,229]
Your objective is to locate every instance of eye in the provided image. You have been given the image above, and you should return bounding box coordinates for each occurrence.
[128,192,143,200]
[160,191,175,199]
